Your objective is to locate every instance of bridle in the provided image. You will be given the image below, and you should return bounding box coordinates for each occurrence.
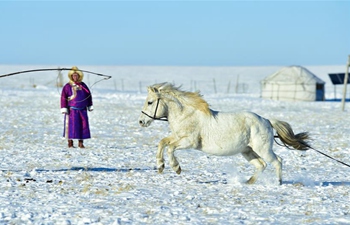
[141,98,168,121]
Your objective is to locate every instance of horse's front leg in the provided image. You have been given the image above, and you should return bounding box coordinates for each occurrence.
[167,144,182,174]
[167,137,194,175]
[157,137,173,173]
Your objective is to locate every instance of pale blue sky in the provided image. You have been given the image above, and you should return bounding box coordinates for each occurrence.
[0,1,349,66]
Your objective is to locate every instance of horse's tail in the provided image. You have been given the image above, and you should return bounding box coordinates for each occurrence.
[269,119,310,151]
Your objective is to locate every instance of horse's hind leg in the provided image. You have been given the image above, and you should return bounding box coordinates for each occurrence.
[242,148,267,184]
[272,155,282,185]
[255,148,283,185]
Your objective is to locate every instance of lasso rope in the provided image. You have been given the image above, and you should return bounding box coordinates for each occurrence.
[274,135,350,168]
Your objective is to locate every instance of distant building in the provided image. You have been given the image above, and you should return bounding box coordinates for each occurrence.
[261,65,325,101]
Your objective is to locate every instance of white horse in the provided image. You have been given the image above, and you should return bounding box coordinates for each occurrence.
[138,83,310,185]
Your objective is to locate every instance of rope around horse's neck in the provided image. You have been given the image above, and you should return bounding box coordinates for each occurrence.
[274,135,350,168]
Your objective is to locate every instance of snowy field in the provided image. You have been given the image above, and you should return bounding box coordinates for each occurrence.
[0,65,349,224]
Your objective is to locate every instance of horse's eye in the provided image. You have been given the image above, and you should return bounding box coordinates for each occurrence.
[148,101,153,105]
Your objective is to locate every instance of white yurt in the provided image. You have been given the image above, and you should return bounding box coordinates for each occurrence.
[261,66,325,101]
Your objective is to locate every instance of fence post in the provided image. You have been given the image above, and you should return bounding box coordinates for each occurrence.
[227,80,231,94]
[213,78,217,94]
[57,69,63,87]
[341,55,350,111]
[235,74,240,93]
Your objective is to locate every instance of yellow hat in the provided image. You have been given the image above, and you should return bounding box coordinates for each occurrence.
[68,66,84,82]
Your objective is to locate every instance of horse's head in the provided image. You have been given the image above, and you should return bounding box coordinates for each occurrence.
[139,84,168,127]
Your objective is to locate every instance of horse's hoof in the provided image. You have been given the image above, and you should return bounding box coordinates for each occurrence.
[176,166,181,174]
[246,177,256,184]
[158,165,164,173]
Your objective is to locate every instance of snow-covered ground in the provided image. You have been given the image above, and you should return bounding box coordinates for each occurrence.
[0,65,349,224]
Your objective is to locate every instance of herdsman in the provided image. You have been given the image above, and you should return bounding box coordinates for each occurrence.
[60,66,93,148]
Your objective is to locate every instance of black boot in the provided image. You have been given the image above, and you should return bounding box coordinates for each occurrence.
[78,140,85,148]
[68,140,75,148]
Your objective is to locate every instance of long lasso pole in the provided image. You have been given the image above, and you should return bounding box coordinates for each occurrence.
[0,68,112,79]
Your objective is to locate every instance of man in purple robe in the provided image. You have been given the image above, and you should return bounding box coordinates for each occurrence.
[61,66,93,148]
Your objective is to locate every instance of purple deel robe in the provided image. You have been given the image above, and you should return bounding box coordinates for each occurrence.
[61,82,93,140]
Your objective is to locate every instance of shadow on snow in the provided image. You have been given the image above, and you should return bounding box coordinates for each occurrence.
[283,180,350,187]
[2,167,349,186]
[35,167,157,173]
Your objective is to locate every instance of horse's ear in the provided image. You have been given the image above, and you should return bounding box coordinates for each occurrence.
[148,86,159,93]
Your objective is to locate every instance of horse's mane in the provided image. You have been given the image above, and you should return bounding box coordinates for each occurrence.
[150,83,212,116]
